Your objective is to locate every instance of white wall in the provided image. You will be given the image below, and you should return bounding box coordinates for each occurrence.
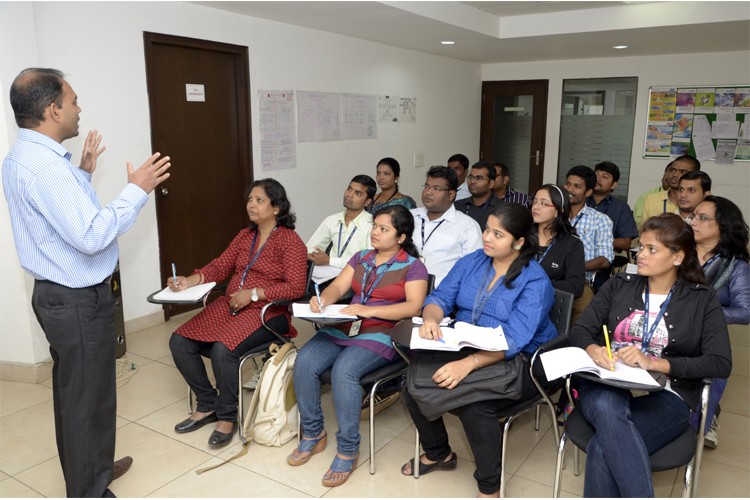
[482,51,750,215]
[0,2,481,365]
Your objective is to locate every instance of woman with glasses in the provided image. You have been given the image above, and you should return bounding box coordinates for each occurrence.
[530,184,586,298]
[689,195,749,448]
[369,157,416,213]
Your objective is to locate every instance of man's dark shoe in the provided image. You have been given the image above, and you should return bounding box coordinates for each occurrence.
[112,456,133,481]
[174,412,218,434]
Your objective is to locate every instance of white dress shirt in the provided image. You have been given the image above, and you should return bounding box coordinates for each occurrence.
[306,209,373,283]
[455,181,471,201]
[411,205,483,286]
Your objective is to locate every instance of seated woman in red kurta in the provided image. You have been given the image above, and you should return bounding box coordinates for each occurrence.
[166,178,307,448]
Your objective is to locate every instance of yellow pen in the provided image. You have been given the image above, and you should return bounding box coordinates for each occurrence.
[603,325,614,372]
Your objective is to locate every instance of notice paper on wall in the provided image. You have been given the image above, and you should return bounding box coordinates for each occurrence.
[297,91,342,142]
[259,90,297,171]
[342,93,377,140]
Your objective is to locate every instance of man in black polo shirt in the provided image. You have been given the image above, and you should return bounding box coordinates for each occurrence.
[454,161,503,230]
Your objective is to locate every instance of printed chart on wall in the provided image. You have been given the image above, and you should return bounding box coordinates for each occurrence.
[644,86,750,163]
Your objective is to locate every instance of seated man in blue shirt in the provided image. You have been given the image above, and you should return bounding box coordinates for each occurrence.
[492,162,529,208]
[587,161,639,253]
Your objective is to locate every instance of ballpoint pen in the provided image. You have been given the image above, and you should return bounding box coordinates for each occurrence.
[314,283,323,311]
[171,262,178,288]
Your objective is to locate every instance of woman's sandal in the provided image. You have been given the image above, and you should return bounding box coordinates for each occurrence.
[401,452,457,476]
[321,453,359,487]
[287,430,328,466]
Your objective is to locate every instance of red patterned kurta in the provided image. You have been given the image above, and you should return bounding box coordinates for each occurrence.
[175,226,307,350]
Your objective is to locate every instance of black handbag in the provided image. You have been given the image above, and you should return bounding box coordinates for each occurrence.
[406,349,525,421]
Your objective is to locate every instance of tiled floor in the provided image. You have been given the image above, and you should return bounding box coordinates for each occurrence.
[1,314,747,498]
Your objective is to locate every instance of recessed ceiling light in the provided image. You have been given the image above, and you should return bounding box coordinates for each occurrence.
[613,45,629,49]
[441,40,455,45]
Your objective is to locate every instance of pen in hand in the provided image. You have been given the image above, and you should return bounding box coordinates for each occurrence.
[171,262,179,289]
[603,325,615,372]
[314,283,324,311]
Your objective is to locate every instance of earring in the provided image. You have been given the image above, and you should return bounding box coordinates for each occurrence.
[514,245,522,250]
[274,211,279,215]
[674,261,681,266]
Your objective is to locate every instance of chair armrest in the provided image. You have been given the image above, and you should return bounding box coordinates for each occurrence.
[260,298,300,344]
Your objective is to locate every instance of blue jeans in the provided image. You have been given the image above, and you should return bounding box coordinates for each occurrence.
[579,380,690,498]
[294,331,391,455]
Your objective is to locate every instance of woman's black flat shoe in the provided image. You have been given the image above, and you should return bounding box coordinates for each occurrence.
[401,452,457,476]
[208,422,237,448]
[174,413,218,434]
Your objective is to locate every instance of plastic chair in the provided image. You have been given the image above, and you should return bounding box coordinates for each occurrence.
[552,378,712,498]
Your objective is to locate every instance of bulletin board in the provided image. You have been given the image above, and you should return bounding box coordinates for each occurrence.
[643,86,750,162]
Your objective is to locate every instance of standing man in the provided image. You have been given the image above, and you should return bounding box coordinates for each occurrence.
[492,162,529,207]
[3,68,171,497]
[454,161,503,230]
[411,166,482,286]
[447,153,470,200]
[677,171,712,221]
[641,155,701,222]
[307,175,376,286]
[565,165,614,321]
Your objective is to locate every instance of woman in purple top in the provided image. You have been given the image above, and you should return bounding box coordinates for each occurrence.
[288,205,428,487]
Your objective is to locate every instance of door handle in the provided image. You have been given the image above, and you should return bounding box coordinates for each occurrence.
[531,150,541,166]
[161,187,169,196]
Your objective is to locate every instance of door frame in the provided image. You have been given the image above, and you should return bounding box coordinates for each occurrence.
[143,32,253,319]
[479,80,549,195]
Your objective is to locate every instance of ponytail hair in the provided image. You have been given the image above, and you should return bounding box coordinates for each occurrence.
[372,204,419,258]
[641,214,705,285]
[489,203,539,288]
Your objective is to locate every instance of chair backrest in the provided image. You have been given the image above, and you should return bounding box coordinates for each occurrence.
[427,274,436,295]
[549,289,574,336]
[304,261,316,298]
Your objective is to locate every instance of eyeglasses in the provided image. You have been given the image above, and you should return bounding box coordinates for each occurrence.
[467,174,489,182]
[666,166,690,176]
[690,214,717,223]
[422,184,452,193]
[531,199,555,208]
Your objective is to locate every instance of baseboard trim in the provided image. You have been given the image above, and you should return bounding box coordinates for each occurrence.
[125,311,164,335]
[0,360,53,383]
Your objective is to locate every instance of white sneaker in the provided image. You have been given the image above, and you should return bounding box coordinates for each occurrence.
[242,367,262,390]
[704,415,720,449]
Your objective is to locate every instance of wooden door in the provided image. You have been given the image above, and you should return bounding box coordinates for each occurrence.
[144,32,252,319]
[480,80,548,195]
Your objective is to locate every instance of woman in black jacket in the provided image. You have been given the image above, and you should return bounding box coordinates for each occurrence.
[531,184,585,298]
[569,213,732,498]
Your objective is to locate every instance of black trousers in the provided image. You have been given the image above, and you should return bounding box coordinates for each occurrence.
[32,280,117,498]
[404,356,537,495]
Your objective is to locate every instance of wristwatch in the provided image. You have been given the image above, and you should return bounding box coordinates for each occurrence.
[251,287,259,302]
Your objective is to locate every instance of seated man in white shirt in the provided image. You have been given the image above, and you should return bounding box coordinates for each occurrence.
[307,175,376,287]
[412,166,483,286]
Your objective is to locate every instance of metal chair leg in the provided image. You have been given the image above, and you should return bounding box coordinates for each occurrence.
[573,446,580,476]
[500,415,515,498]
[237,354,256,445]
[369,379,381,475]
[534,404,541,431]
[553,433,568,498]
[414,427,420,478]
[188,386,194,414]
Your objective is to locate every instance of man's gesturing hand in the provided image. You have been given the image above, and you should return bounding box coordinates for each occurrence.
[127,153,171,194]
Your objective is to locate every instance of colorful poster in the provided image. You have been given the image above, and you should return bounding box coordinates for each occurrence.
[676,89,696,113]
[714,88,735,114]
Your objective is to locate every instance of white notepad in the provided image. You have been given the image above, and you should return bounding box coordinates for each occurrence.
[152,282,217,303]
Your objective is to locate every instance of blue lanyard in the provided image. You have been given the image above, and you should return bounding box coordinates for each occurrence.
[536,238,556,263]
[420,218,445,248]
[571,211,585,228]
[662,199,668,214]
[360,257,394,304]
[337,222,357,258]
[470,260,504,325]
[641,282,675,352]
[239,227,276,289]
[702,253,721,270]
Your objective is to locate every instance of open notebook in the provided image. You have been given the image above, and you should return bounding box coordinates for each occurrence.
[151,282,216,303]
[410,322,509,352]
[540,346,661,389]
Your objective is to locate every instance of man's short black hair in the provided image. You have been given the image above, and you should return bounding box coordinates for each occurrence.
[594,161,620,183]
[425,166,458,191]
[494,162,510,178]
[471,162,497,181]
[10,68,66,129]
[680,170,711,193]
[350,174,377,200]
[670,155,701,171]
[447,154,469,171]
[566,165,597,191]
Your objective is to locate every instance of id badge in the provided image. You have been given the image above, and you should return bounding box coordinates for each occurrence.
[631,389,649,398]
[348,320,362,337]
